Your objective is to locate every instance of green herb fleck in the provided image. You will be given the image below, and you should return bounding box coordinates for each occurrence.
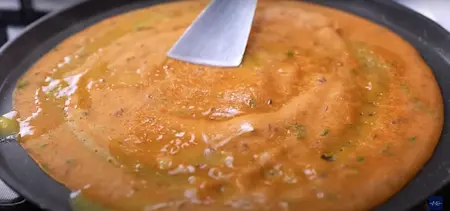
[409,136,417,143]
[40,143,48,148]
[356,156,365,163]
[287,50,294,57]
[293,124,306,140]
[66,159,75,165]
[321,152,336,162]
[412,98,434,114]
[0,116,19,136]
[134,24,153,31]
[16,80,29,89]
[353,42,386,69]
[381,146,393,156]
[70,193,110,211]
[388,61,399,68]
[81,111,89,116]
[400,84,410,94]
[40,164,50,172]
[320,129,329,136]
[248,98,256,108]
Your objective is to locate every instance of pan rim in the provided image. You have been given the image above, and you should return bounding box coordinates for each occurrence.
[0,0,89,92]
[0,0,449,211]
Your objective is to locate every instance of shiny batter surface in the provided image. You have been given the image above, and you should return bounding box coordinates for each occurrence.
[10,1,443,210]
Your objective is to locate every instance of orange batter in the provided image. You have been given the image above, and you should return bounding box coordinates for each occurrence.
[8,1,443,210]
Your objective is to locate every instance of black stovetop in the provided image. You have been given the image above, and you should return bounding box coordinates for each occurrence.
[0,0,448,211]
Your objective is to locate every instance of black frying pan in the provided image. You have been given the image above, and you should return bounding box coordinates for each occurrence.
[0,0,449,210]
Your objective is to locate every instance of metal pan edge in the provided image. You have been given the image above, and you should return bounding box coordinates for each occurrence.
[0,0,449,210]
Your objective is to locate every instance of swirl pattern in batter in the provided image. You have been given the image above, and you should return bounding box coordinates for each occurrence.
[11,1,443,211]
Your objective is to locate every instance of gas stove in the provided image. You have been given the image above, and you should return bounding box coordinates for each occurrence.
[0,0,448,210]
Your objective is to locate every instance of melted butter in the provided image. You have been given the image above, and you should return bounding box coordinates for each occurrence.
[0,112,19,137]
[71,193,110,211]
[11,1,443,211]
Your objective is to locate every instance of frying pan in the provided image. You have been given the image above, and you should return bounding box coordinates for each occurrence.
[0,0,449,210]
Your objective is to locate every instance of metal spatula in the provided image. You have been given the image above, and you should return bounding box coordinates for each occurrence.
[167,0,258,67]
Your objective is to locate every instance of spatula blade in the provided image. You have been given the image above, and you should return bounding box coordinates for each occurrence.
[167,0,257,67]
